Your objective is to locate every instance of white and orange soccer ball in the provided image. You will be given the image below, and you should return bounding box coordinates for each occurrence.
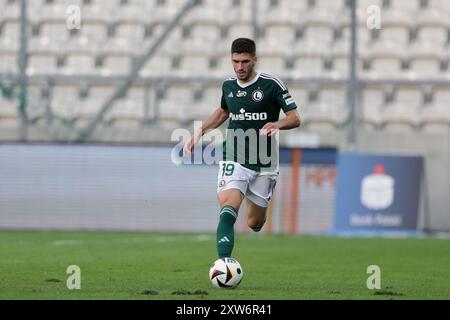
[209,258,243,288]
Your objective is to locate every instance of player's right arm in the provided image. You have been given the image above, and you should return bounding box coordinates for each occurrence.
[183,106,229,156]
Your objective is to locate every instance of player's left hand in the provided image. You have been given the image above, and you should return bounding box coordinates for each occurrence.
[261,122,280,136]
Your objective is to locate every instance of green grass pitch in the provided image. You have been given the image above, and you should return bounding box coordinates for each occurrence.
[1,231,449,300]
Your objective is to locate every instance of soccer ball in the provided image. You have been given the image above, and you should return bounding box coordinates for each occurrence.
[209,257,243,288]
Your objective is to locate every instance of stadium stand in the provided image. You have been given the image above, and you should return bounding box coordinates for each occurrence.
[0,0,450,141]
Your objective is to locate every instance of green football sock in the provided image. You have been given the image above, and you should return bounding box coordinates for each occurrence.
[216,205,237,258]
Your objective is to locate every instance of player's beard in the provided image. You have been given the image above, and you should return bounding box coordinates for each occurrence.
[236,66,255,81]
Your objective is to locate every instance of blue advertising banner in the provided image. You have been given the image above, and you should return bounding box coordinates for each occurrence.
[333,153,424,234]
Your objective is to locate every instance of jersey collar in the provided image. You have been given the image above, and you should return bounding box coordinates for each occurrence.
[236,72,260,88]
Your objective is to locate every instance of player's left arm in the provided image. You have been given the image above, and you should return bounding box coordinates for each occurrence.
[262,109,300,136]
[261,86,301,136]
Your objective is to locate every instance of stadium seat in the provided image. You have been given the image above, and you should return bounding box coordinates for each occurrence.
[416,25,448,48]
[380,87,422,131]
[35,2,68,24]
[81,3,113,24]
[377,25,411,46]
[408,41,444,79]
[302,25,335,46]
[188,85,219,121]
[176,54,211,78]
[262,24,296,48]
[330,41,349,79]
[300,7,335,28]
[26,54,57,76]
[60,53,96,76]
[259,4,298,27]
[108,87,146,124]
[363,41,405,79]
[223,22,254,44]
[157,84,193,123]
[302,87,348,130]
[0,93,18,119]
[2,0,20,22]
[51,85,82,119]
[257,54,287,76]
[187,23,222,44]
[427,0,450,13]
[419,88,450,132]
[0,53,17,74]
[40,22,71,47]
[389,0,420,13]
[357,0,383,12]
[139,54,173,77]
[315,0,347,11]
[288,86,309,109]
[99,55,133,76]
[0,28,20,53]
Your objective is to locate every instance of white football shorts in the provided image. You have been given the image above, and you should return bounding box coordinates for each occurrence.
[217,161,278,208]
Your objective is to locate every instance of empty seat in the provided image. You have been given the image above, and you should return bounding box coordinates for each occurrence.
[108,87,146,123]
[427,0,450,13]
[377,25,410,46]
[188,85,219,121]
[261,24,296,49]
[99,55,132,76]
[60,53,96,75]
[389,0,420,13]
[40,23,71,46]
[157,85,193,122]
[302,87,348,130]
[363,41,405,79]
[419,87,450,131]
[302,25,335,45]
[291,56,325,78]
[0,94,18,119]
[224,22,254,43]
[187,23,222,44]
[139,54,173,77]
[416,26,448,47]
[51,85,82,118]
[0,53,18,74]
[380,88,422,131]
[257,54,287,76]
[408,42,444,79]
[26,54,57,75]
[176,54,211,77]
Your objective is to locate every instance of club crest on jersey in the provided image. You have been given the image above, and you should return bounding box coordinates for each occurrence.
[237,90,247,97]
[252,89,264,102]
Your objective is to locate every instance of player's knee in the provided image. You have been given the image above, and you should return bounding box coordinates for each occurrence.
[247,218,265,232]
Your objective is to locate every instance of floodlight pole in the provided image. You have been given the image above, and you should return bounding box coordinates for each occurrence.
[18,0,29,141]
[347,0,358,150]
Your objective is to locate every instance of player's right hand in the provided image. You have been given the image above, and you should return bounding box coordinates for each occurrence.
[183,135,198,156]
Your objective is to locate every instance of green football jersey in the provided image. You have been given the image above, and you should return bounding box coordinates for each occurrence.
[220,72,298,172]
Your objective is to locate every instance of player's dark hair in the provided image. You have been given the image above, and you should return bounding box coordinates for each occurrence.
[231,38,256,56]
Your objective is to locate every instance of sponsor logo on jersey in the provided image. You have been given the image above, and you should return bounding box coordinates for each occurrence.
[282,92,294,105]
[252,89,264,102]
[229,108,268,121]
[237,90,247,97]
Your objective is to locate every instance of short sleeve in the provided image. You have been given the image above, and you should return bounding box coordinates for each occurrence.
[274,83,297,113]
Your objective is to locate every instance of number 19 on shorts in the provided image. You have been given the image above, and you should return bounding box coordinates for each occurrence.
[222,163,235,177]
